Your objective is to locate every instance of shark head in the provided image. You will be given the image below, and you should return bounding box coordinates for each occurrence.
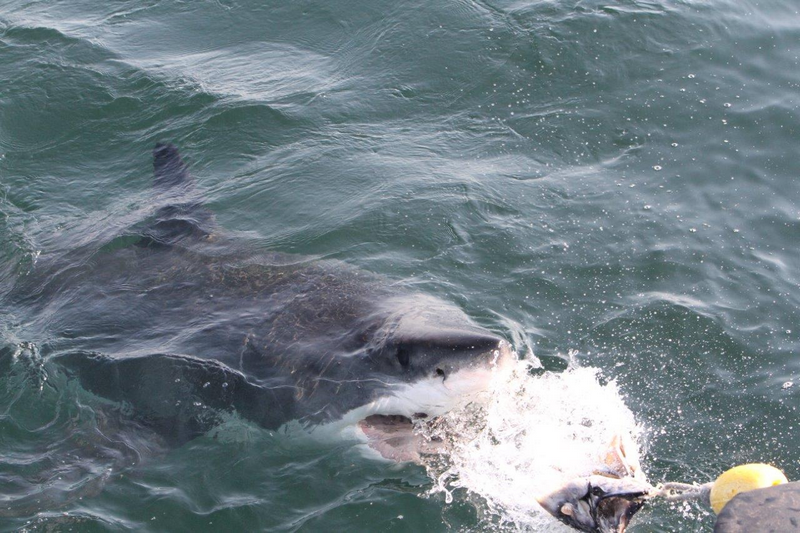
[298,293,513,460]
[364,295,512,407]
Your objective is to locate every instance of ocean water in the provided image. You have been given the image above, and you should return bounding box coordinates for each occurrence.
[1,0,799,531]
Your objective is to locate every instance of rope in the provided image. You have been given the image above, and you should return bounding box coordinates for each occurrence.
[649,481,713,504]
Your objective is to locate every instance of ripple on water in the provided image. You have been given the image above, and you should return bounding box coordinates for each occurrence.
[1,0,800,531]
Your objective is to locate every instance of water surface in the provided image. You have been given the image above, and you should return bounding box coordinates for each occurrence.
[1,0,799,531]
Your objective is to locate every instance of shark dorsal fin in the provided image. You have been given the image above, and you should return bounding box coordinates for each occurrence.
[153,142,194,191]
[145,143,216,243]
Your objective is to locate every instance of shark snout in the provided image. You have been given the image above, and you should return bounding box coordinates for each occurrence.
[394,329,511,378]
[431,330,503,353]
[438,334,513,378]
[380,294,511,373]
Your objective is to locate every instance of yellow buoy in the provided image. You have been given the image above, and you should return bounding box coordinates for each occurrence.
[709,463,788,514]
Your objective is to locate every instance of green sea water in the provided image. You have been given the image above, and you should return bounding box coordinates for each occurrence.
[1,0,799,531]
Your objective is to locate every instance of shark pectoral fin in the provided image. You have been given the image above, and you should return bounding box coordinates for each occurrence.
[0,405,168,519]
[54,351,283,446]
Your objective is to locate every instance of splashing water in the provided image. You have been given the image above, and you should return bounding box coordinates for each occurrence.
[419,357,645,531]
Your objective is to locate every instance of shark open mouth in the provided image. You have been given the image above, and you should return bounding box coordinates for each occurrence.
[355,341,515,463]
[358,414,444,463]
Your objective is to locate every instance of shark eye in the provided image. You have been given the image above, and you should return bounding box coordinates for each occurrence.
[396,345,411,368]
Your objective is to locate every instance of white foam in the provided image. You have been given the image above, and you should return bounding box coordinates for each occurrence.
[419,357,644,531]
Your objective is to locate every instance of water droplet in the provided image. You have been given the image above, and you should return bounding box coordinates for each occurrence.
[671,142,678,147]
[653,165,662,171]
[783,381,794,390]
[689,228,697,233]
[203,382,211,388]
[723,102,732,108]
[688,73,696,78]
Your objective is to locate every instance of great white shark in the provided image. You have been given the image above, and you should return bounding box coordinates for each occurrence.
[3,144,648,531]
